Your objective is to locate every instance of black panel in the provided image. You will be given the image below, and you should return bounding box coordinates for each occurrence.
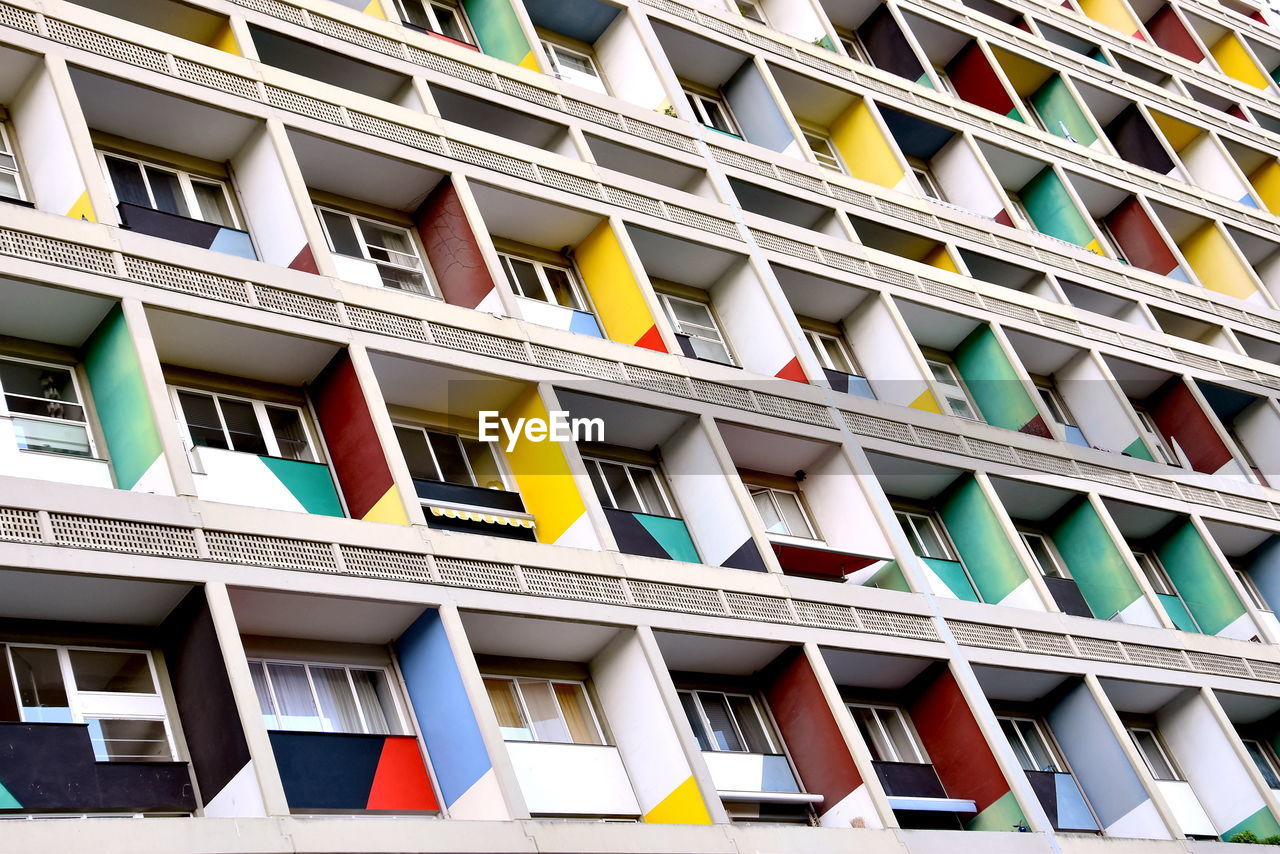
[1026,769,1060,829]
[117,202,222,249]
[859,7,926,82]
[873,761,949,798]
[269,731,382,811]
[0,651,17,722]
[413,479,527,513]
[425,514,537,540]
[0,722,194,812]
[1043,576,1094,619]
[603,508,671,560]
[720,537,769,573]
[1104,106,1176,174]
[159,588,251,808]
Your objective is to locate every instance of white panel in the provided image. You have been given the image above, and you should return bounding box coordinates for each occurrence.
[1114,596,1164,628]
[516,298,576,332]
[1215,610,1261,641]
[995,577,1048,612]
[552,511,602,549]
[710,260,797,378]
[191,446,306,512]
[1057,351,1138,454]
[702,751,800,793]
[1235,401,1280,484]
[663,419,753,567]
[447,768,512,821]
[1104,798,1172,839]
[332,254,385,289]
[1179,135,1251,204]
[932,135,1004,219]
[799,446,893,559]
[1155,780,1216,837]
[0,422,114,489]
[230,125,308,267]
[202,761,268,817]
[506,742,641,816]
[819,783,883,829]
[595,14,667,111]
[11,66,89,218]
[758,0,826,41]
[846,297,928,407]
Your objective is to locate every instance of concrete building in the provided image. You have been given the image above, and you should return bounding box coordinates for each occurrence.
[4,0,1280,851]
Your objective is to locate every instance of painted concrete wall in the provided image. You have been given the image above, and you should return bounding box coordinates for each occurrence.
[848,297,936,412]
[1078,0,1143,37]
[1057,351,1143,455]
[947,43,1021,121]
[1148,380,1240,476]
[723,63,801,158]
[1019,168,1102,254]
[1050,497,1159,625]
[1106,107,1179,177]
[230,125,307,270]
[595,13,667,112]
[1179,222,1264,305]
[828,100,908,192]
[932,135,1006,219]
[1031,76,1100,148]
[414,179,503,314]
[1104,198,1188,280]
[940,475,1042,610]
[1248,160,1280,215]
[463,0,540,70]
[800,446,894,564]
[1156,519,1254,639]
[575,221,666,352]
[1145,6,1205,63]
[952,325,1047,437]
[1210,32,1271,89]
[190,447,344,517]
[859,7,928,85]
[710,259,805,381]
[11,64,95,221]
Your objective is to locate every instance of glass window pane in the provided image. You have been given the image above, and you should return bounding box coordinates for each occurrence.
[320,210,363,258]
[728,695,772,753]
[266,663,322,731]
[818,336,853,373]
[1246,740,1280,789]
[0,172,20,199]
[880,708,922,763]
[503,257,544,300]
[929,360,960,387]
[144,166,189,217]
[86,718,169,762]
[428,432,473,485]
[542,267,583,310]
[68,650,155,693]
[191,180,233,227]
[350,669,397,735]
[688,336,734,365]
[266,406,312,462]
[586,461,614,509]
[8,646,71,722]
[774,491,813,538]
[518,678,571,743]
[1132,729,1176,780]
[248,661,278,728]
[1001,719,1035,771]
[601,461,642,513]
[434,5,468,40]
[484,677,530,740]
[553,683,603,745]
[311,666,363,733]
[463,438,504,490]
[752,490,787,534]
[851,706,893,761]
[219,398,269,456]
[105,156,150,207]
[12,419,92,457]
[399,0,432,28]
[946,396,977,419]
[178,391,228,450]
[679,691,712,750]
[0,361,81,411]
[696,692,744,752]
[914,517,951,559]
[396,426,440,481]
[668,298,716,329]
[630,467,669,516]
[1018,720,1057,771]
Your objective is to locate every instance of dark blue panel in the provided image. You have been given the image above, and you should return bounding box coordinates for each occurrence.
[879,107,956,159]
[413,479,527,513]
[523,0,619,43]
[604,507,671,560]
[269,731,384,811]
[721,537,769,573]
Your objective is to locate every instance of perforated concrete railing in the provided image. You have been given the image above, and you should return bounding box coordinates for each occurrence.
[639,0,1280,243]
[0,2,737,243]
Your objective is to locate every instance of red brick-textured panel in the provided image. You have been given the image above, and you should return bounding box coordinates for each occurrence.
[1105,197,1180,276]
[1150,380,1232,474]
[310,350,394,519]
[908,667,1009,812]
[1145,6,1205,62]
[415,180,497,310]
[947,43,1017,117]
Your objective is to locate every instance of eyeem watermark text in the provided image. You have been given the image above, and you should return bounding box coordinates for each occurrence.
[478,411,604,452]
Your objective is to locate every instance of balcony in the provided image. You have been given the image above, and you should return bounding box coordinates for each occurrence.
[1025,770,1099,832]
[702,752,817,806]
[267,731,438,813]
[414,478,537,541]
[1042,576,1093,618]
[601,507,698,563]
[192,446,343,517]
[506,742,640,817]
[822,368,875,399]
[922,557,979,601]
[117,202,256,260]
[873,760,976,815]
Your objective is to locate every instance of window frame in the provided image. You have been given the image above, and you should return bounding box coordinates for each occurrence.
[582,454,677,517]
[1235,566,1270,612]
[736,0,769,24]
[97,149,242,229]
[496,251,593,313]
[1131,549,1175,596]
[314,204,435,297]
[838,29,870,64]
[805,328,861,375]
[394,423,511,490]
[682,86,742,137]
[658,291,736,366]
[1035,381,1077,430]
[909,158,946,202]
[679,689,780,755]
[894,508,959,562]
[924,355,982,422]
[846,702,928,764]
[1018,529,1072,579]
[0,121,26,202]
[394,0,474,43]
[247,657,409,736]
[997,714,1064,772]
[1132,406,1180,467]
[482,673,607,746]
[1126,725,1182,781]
[0,354,96,458]
[749,484,819,540]
[170,386,318,463]
[802,127,847,175]
[539,38,609,95]
[1243,737,1280,789]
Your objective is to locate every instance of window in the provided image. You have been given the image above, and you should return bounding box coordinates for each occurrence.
[248,659,406,735]
[1007,193,1034,229]
[895,510,958,561]
[910,159,946,202]
[497,252,591,312]
[395,0,472,42]
[931,64,959,97]
[172,388,315,462]
[736,0,768,24]
[1132,407,1179,466]
[1243,738,1280,789]
[1228,428,1268,487]
[683,88,741,137]
[1019,530,1071,579]
[838,30,870,63]
[1235,567,1270,612]
[4,644,175,762]
[100,152,238,228]
[926,357,981,420]
[0,356,93,458]
[0,122,24,202]
[541,40,608,95]
[805,329,861,376]
[316,206,432,295]
[659,293,735,365]
[1036,382,1087,446]
[1127,726,1180,781]
[679,690,778,754]
[1131,550,1175,596]
[396,425,507,490]
[483,675,604,745]
[848,703,926,764]
[750,485,816,539]
[583,456,676,517]
[998,716,1062,772]
[803,129,846,174]
[1095,219,1128,263]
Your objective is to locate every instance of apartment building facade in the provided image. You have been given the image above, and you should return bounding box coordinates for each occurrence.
[4,0,1280,851]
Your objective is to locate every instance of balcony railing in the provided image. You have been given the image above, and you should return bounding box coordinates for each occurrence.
[191,446,344,517]
[922,557,980,602]
[768,538,880,581]
[1042,575,1094,619]
[602,507,699,562]
[873,760,976,814]
[268,731,438,813]
[505,742,640,817]
[702,752,819,805]
[1153,779,1215,837]
[415,478,536,540]
[516,297,603,338]
[117,202,256,260]
[1025,770,1098,832]
[1157,593,1200,633]
[822,368,876,400]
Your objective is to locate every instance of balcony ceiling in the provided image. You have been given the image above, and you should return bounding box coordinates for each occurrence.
[865,452,965,501]
[1005,329,1083,375]
[524,0,621,44]
[1102,354,1175,397]
[470,182,602,250]
[896,299,983,351]
[1216,690,1280,724]
[1203,519,1274,557]
[74,0,229,44]
[229,588,425,644]
[880,107,956,161]
[626,225,742,289]
[770,66,856,128]
[651,21,750,88]
[972,665,1073,702]
[977,142,1048,189]
[1067,170,1131,218]
[556,390,689,449]
[988,476,1080,522]
[958,251,1042,293]
[1148,200,1206,243]
[1098,677,1189,714]
[461,611,622,661]
[0,568,191,625]
[0,278,115,347]
[815,0,880,31]
[251,25,408,102]
[288,129,445,212]
[718,421,836,474]
[1225,223,1280,265]
[772,262,874,321]
[654,630,788,676]
[369,353,527,416]
[905,14,970,63]
[0,45,39,104]
[1101,498,1179,539]
[822,648,934,690]
[1073,79,1131,126]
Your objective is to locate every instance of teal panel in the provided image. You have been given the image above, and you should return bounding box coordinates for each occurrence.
[869,560,912,592]
[939,475,1029,604]
[1156,520,1244,636]
[1020,167,1098,249]
[635,513,700,563]
[1049,498,1141,620]
[259,456,345,517]
[82,305,163,490]
[1123,436,1155,462]
[924,557,979,601]
[0,780,19,809]
[1031,76,1098,146]
[1007,107,1025,123]
[952,325,1039,432]
[1157,593,1199,633]
[1225,806,1280,842]
[462,0,535,67]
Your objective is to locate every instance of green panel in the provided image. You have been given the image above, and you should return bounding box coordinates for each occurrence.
[82,305,163,491]
[1049,498,1141,620]
[1020,167,1098,249]
[869,560,911,592]
[916,73,935,89]
[636,513,700,563]
[462,0,535,67]
[1155,520,1245,636]
[0,780,20,809]
[1157,593,1199,633]
[924,557,979,601]
[1123,436,1155,462]
[1224,806,1280,842]
[1031,76,1098,146]
[952,325,1039,432]
[259,456,345,517]
[966,790,1026,832]
[939,475,1029,604]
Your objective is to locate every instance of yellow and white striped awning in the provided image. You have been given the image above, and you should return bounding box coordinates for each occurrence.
[428,505,535,529]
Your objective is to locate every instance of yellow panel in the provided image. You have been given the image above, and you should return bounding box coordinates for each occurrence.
[1250,161,1280,215]
[991,47,1052,95]
[362,485,410,525]
[519,51,541,72]
[923,244,960,273]
[66,190,96,223]
[574,220,658,347]
[1212,34,1271,89]
[210,19,240,55]
[501,387,586,544]
[362,0,388,19]
[1181,223,1259,300]
[910,388,943,414]
[1077,0,1140,35]
[1149,110,1199,153]
[643,776,714,825]
[829,99,905,189]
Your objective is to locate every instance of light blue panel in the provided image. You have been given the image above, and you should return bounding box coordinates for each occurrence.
[569,309,604,337]
[1055,773,1100,831]
[208,227,258,260]
[1046,682,1152,829]
[760,754,801,792]
[394,610,492,808]
[924,557,979,602]
[1247,536,1280,612]
[1241,195,1260,208]
[1064,425,1089,447]
[1157,593,1200,633]
[723,63,795,153]
[1167,267,1194,284]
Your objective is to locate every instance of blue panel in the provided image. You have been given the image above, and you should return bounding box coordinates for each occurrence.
[1167,266,1194,284]
[523,0,619,43]
[760,754,802,793]
[879,106,956,159]
[1250,537,1280,614]
[1241,195,1260,208]
[569,309,604,337]
[394,611,491,808]
[1046,682,1150,827]
[209,227,258,260]
[1054,773,1100,831]
[1064,425,1089,447]
[269,731,381,810]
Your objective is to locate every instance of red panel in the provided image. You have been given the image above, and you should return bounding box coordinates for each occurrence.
[366,737,440,811]
[1105,198,1179,275]
[634,324,668,353]
[1019,414,1052,438]
[1149,380,1232,473]
[310,351,394,519]
[946,43,1017,117]
[994,209,1015,228]
[289,244,320,275]
[771,542,878,578]
[907,668,1009,812]
[762,649,861,819]
[775,356,809,384]
[1145,6,1205,62]
[414,180,497,310]
[1229,105,1248,120]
